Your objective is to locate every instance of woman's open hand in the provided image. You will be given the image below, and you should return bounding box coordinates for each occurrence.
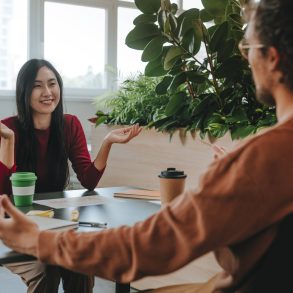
[93,124,142,171]
[105,124,142,144]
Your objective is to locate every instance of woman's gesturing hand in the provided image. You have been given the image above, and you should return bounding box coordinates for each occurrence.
[0,122,14,140]
[0,122,15,168]
[105,123,142,145]
[93,124,142,171]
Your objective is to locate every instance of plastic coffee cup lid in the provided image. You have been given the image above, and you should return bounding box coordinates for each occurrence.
[10,172,37,181]
[158,167,187,179]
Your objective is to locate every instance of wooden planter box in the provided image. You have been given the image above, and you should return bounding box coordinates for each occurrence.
[91,125,233,190]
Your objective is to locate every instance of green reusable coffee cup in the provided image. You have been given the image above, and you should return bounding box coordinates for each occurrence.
[10,172,37,207]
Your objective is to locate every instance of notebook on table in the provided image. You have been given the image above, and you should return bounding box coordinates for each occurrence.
[114,189,160,200]
[28,215,78,231]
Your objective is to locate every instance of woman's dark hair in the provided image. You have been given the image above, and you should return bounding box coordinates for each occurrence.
[252,0,293,90]
[16,59,69,191]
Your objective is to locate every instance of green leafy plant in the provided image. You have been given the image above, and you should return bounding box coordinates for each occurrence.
[94,74,173,130]
[95,0,276,139]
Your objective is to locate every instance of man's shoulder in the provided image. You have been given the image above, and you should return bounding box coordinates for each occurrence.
[234,121,293,157]
[252,120,293,145]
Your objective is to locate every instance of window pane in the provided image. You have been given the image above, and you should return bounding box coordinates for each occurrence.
[44,2,106,89]
[0,0,27,90]
[117,7,145,81]
[183,0,203,10]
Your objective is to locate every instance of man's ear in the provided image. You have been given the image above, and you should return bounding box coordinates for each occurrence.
[267,46,280,72]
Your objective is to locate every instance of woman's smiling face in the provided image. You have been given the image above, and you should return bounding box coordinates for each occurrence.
[30,66,61,116]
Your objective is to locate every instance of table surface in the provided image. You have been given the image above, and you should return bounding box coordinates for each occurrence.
[0,186,161,264]
[0,187,221,292]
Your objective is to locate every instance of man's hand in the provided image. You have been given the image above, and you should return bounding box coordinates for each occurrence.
[0,195,40,257]
[104,124,142,145]
[212,144,227,161]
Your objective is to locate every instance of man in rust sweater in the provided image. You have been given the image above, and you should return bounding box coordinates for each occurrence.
[1,0,293,292]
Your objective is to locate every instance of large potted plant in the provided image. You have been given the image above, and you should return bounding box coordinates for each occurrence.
[119,0,276,140]
[91,0,276,189]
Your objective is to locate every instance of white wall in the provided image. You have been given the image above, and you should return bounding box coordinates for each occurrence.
[64,99,95,140]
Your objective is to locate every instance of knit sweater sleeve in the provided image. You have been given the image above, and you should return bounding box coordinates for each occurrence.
[0,118,17,195]
[0,161,16,195]
[38,127,293,283]
[67,115,104,190]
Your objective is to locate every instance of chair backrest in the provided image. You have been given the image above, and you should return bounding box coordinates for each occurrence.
[241,213,293,292]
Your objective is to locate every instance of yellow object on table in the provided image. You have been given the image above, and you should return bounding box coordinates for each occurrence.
[26,210,54,218]
[70,209,80,222]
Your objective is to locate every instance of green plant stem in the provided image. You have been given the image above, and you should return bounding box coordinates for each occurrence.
[171,37,210,73]
[169,36,207,99]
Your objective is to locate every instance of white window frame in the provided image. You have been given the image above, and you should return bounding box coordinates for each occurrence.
[1,0,137,101]
[1,0,186,101]
[31,0,137,100]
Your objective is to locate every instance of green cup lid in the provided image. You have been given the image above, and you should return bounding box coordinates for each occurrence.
[10,172,37,181]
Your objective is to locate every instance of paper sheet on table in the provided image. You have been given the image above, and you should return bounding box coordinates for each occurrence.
[33,195,111,209]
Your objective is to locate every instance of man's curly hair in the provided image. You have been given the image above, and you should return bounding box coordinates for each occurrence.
[250,0,293,90]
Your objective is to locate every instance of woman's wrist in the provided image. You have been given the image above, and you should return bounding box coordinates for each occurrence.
[1,134,15,151]
[2,133,15,143]
[0,134,15,168]
[93,139,112,171]
[103,135,113,147]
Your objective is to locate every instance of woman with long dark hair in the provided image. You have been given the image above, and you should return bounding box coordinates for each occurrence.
[0,59,141,293]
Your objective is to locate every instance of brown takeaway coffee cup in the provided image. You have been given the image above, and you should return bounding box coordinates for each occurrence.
[158,167,187,205]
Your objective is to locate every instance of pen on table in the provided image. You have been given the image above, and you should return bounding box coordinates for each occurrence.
[78,221,108,229]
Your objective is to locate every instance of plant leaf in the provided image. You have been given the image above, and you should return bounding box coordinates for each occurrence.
[164,46,184,70]
[145,55,167,77]
[178,10,200,37]
[133,14,157,25]
[210,21,229,53]
[169,72,186,92]
[155,76,173,94]
[126,23,160,50]
[142,35,165,62]
[135,0,161,14]
[201,0,229,17]
[185,71,207,83]
[200,9,213,22]
[207,123,229,138]
[228,13,243,28]
[231,125,256,140]
[165,92,185,116]
[177,8,200,27]
[95,116,108,126]
[215,55,243,79]
[217,39,235,62]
